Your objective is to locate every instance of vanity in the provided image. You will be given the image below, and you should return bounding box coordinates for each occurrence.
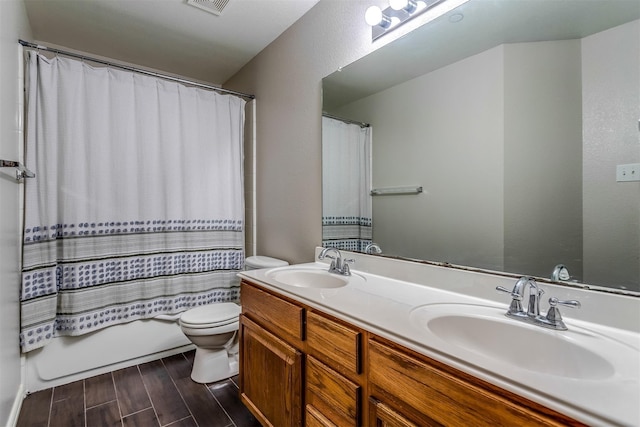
[238,249,639,427]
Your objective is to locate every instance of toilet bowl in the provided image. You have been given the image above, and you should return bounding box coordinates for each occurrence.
[179,303,241,383]
[179,255,288,383]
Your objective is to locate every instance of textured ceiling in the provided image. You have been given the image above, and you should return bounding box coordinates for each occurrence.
[23,0,321,84]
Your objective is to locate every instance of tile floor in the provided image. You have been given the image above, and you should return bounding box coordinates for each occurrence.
[16,350,261,427]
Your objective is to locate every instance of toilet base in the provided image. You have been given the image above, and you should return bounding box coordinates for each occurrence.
[190,347,239,384]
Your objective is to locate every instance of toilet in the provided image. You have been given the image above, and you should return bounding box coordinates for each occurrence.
[179,255,288,383]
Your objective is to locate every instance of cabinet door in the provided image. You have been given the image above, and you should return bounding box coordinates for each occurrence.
[240,315,302,427]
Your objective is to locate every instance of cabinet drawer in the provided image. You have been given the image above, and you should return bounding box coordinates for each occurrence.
[369,339,567,427]
[306,405,337,427]
[306,355,361,426]
[241,280,304,342]
[307,310,361,375]
[369,398,426,427]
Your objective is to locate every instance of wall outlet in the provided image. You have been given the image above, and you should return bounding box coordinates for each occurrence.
[616,163,640,182]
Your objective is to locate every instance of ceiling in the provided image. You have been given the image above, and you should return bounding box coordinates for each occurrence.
[23,0,321,85]
[323,0,640,110]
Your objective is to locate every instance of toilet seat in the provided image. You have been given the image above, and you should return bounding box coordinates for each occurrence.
[180,303,240,329]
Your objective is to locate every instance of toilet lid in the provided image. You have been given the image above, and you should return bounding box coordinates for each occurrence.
[180,303,240,328]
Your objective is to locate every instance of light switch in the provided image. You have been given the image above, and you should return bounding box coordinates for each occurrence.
[616,163,640,182]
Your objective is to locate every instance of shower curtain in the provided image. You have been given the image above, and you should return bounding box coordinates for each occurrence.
[322,116,372,251]
[20,52,246,352]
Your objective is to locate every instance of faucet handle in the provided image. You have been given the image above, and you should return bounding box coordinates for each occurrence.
[549,297,581,309]
[496,286,522,300]
[496,286,525,317]
[540,297,581,330]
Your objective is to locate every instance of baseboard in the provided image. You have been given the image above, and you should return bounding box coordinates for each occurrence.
[7,382,25,427]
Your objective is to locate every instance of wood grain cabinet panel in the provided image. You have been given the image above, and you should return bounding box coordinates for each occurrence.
[307,310,361,376]
[239,315,302,427]
[369,339,576,427]
[369,398,435,427]
[241,280,305,342]
[306,405,338,427]
[306,355,361,426]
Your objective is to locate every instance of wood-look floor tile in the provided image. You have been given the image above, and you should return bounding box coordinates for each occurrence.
[86,400,122,427]
[50,392,85,426]
[16,389,52,427]
[113,366,152,416]
[209,379,261,427]
[139,359,190,425]
[162,353,192,381]
[183,350,195,365]
[174,377,232,427]
[85,372,117,408]
[164,416,198,427]
[16,351,257,427]
[53,379,84,402]
[122,408,159,427]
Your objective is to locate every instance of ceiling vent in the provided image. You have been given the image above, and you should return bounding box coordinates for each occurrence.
[186,0,231,16]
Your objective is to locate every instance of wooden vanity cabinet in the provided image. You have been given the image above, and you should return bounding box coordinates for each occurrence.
[368,337,582,427]
[240,279,365,427]
[305,311,364,426]
[239,279,583,427]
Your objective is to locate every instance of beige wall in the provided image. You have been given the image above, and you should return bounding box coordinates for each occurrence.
[503,40,583,280]
[330,40,584,278]
[0,0,32,423]
[332,45,505,271]
[582,20,640,290]
[224,0,436,264]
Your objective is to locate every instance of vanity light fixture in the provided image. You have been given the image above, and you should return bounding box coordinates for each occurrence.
[365,6,393,29]
[366,0,469,41]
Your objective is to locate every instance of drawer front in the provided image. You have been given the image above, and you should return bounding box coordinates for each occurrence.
[306,355,361,426]
[241,280,304,342]
[369,340,567,427]
[307,310,361,375]
[369,398,424,427]
[306,405,338,427]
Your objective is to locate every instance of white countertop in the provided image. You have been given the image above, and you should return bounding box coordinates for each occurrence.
[239,251,640,427]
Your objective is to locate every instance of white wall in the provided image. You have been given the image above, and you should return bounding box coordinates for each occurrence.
[224,0,447,264]
[0,0,32,424]
[582,20,640,290]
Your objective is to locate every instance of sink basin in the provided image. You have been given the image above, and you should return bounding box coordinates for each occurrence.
[410,304,637,380]
[265,267,351,288]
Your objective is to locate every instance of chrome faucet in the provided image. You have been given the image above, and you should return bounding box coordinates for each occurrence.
[318,247,353,276]
[497,276,580,331]
[364,242,382,254]
[551,264,571,281]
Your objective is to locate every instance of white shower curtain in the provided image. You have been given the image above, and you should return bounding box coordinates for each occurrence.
[322,116,372,251]
[20,52,246,352]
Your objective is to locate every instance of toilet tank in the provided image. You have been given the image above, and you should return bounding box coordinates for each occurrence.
[244,255,289,271]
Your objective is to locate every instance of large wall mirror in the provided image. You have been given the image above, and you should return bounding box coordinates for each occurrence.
[322,0,640,294]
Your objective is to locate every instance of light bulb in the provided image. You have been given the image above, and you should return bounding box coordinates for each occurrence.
[389,0,417,13]
[365,5,392,28]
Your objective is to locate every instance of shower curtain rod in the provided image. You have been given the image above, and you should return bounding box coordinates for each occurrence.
[323,113,370,128]
[18,39,255,100]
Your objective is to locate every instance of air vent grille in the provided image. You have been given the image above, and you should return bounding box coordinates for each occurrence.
[186,0,231,16]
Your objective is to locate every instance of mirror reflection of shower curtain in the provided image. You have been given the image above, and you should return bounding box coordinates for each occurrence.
[322,117,372,251]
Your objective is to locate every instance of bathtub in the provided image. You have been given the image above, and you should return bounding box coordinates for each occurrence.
[24,317,193,392]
